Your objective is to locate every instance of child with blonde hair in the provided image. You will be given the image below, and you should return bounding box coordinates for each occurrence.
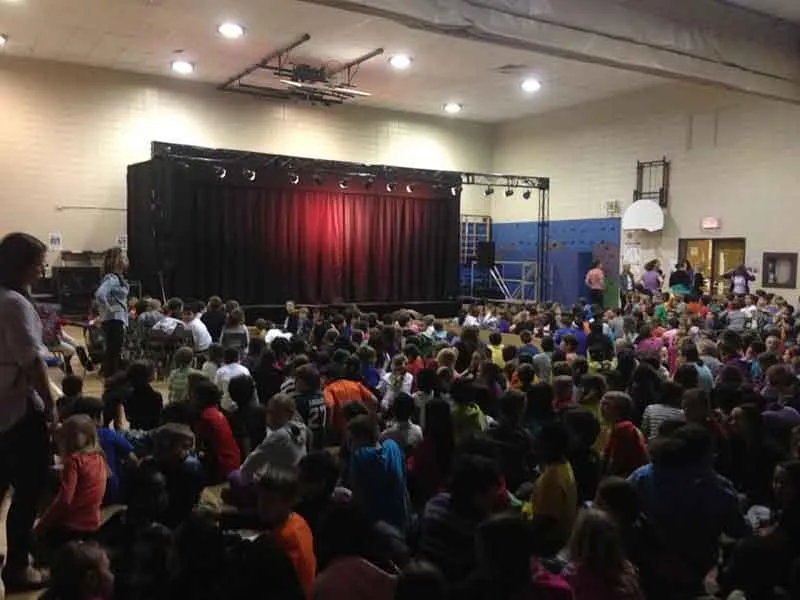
[36,415,108,551]
[378,354,413,412]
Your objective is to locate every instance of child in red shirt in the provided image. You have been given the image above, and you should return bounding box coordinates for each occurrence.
[192,379,241,483]
[36,415,108,551]
[258,469,316,599]
[601,392,648,477]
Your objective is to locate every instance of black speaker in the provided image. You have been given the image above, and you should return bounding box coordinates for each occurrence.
[476,241,496,269]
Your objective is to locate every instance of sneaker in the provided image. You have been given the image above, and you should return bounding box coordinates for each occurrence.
[2,565,50,592]
[76,346,95,372]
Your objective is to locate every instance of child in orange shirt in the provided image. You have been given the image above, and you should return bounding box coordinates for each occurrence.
[36,415,108,552]
[258,469,316,599]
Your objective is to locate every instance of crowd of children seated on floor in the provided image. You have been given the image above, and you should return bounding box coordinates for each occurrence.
[39,288,800,600]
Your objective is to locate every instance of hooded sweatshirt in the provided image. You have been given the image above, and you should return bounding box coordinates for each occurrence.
[239,420,307,483]
[452,403,488,444]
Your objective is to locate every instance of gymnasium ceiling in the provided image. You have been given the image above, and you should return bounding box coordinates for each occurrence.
[1,0,798,122]
[722,0,800,23]
[0,0,663,122]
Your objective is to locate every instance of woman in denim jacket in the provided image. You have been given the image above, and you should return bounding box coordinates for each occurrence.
[95,247,129,377]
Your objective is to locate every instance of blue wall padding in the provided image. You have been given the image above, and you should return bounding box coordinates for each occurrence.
[490,218,622,305]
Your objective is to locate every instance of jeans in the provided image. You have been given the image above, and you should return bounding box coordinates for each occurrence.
[0,408,50,570]
[589,288,604,308]
[102,319,125,377]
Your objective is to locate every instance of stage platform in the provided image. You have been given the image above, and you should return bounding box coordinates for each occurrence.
[242,300,463,323]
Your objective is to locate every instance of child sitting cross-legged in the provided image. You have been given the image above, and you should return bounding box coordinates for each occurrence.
[526,421,578,551]
[68,396,138,505]
[450,379,488,446]
[166,346,197,404]
[93,462,173,600]
[237,393,308,485]
[601,391,649,478]
[258,469,317,599]
[295,451,350,546]
[125,360,163,431]
[345,415,410,533]
[215,346,251,411]
[148,423,205,528]
[57,374,84,422]
[563,508,645,600]
[35,415,109,555]
[380,392,424,455]
[201,342,224,382]
[227,374,266,458]
[191,378,241,484]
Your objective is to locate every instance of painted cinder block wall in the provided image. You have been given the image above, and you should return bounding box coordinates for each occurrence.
[491,82,800,298]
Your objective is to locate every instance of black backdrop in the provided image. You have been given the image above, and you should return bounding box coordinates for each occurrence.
[127,157,461,306]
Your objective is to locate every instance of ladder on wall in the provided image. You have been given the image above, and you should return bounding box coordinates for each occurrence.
[460,215,491,264]
[460,215,491,296]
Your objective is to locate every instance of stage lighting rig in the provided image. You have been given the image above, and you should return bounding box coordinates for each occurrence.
[219,34,382,105]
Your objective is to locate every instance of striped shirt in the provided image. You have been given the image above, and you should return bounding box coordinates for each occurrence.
[641,403,684,440]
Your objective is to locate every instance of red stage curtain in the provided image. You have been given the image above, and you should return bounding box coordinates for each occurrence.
[168,182,460,305]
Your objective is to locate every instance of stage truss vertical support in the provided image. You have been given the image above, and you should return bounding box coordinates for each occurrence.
[536,186,551,302]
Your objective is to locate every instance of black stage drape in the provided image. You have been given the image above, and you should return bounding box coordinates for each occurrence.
[128,159,460,305]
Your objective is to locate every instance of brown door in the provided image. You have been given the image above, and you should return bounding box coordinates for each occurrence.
[678,239,712,293]
[678,238,746,295]
[713,239,747,296]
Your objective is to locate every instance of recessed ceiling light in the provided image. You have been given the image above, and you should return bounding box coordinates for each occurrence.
[171,60,195,75]
[389,54,412,70]
[0,34,7,47]
[443,102,462,114]
[218,22,245,40]
[521,78,542,93]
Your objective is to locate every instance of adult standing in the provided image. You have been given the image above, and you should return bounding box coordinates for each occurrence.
[619,264,635,307]
[640,259,663,296]
[669,260,693,296]
[95,247,129,378]
[0,233,57,590]
[584,260,605,308]
[723,264,756,297]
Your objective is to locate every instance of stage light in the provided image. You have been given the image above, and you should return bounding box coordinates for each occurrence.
[338,178,349,189]
[523,190,532,200]
[218,22,245,40]
[389,54,412,70]
[313,173,324,185]
[505,188,514,198]
[288,172,300,184]
[521,78,542,93]
[405,183,415,193]
[443,103,462,114]
[364,177,375,190]
[386,182,397,192]
[214,166,227,179]
[243,168,256,181]
[484,186,494,197]
[171,60,195,75]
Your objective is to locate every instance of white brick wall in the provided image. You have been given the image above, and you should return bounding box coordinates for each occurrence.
[492,82,800,296]
[0,57,493,254]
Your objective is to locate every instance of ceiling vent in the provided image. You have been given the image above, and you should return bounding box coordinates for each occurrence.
[494,63,529,74]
